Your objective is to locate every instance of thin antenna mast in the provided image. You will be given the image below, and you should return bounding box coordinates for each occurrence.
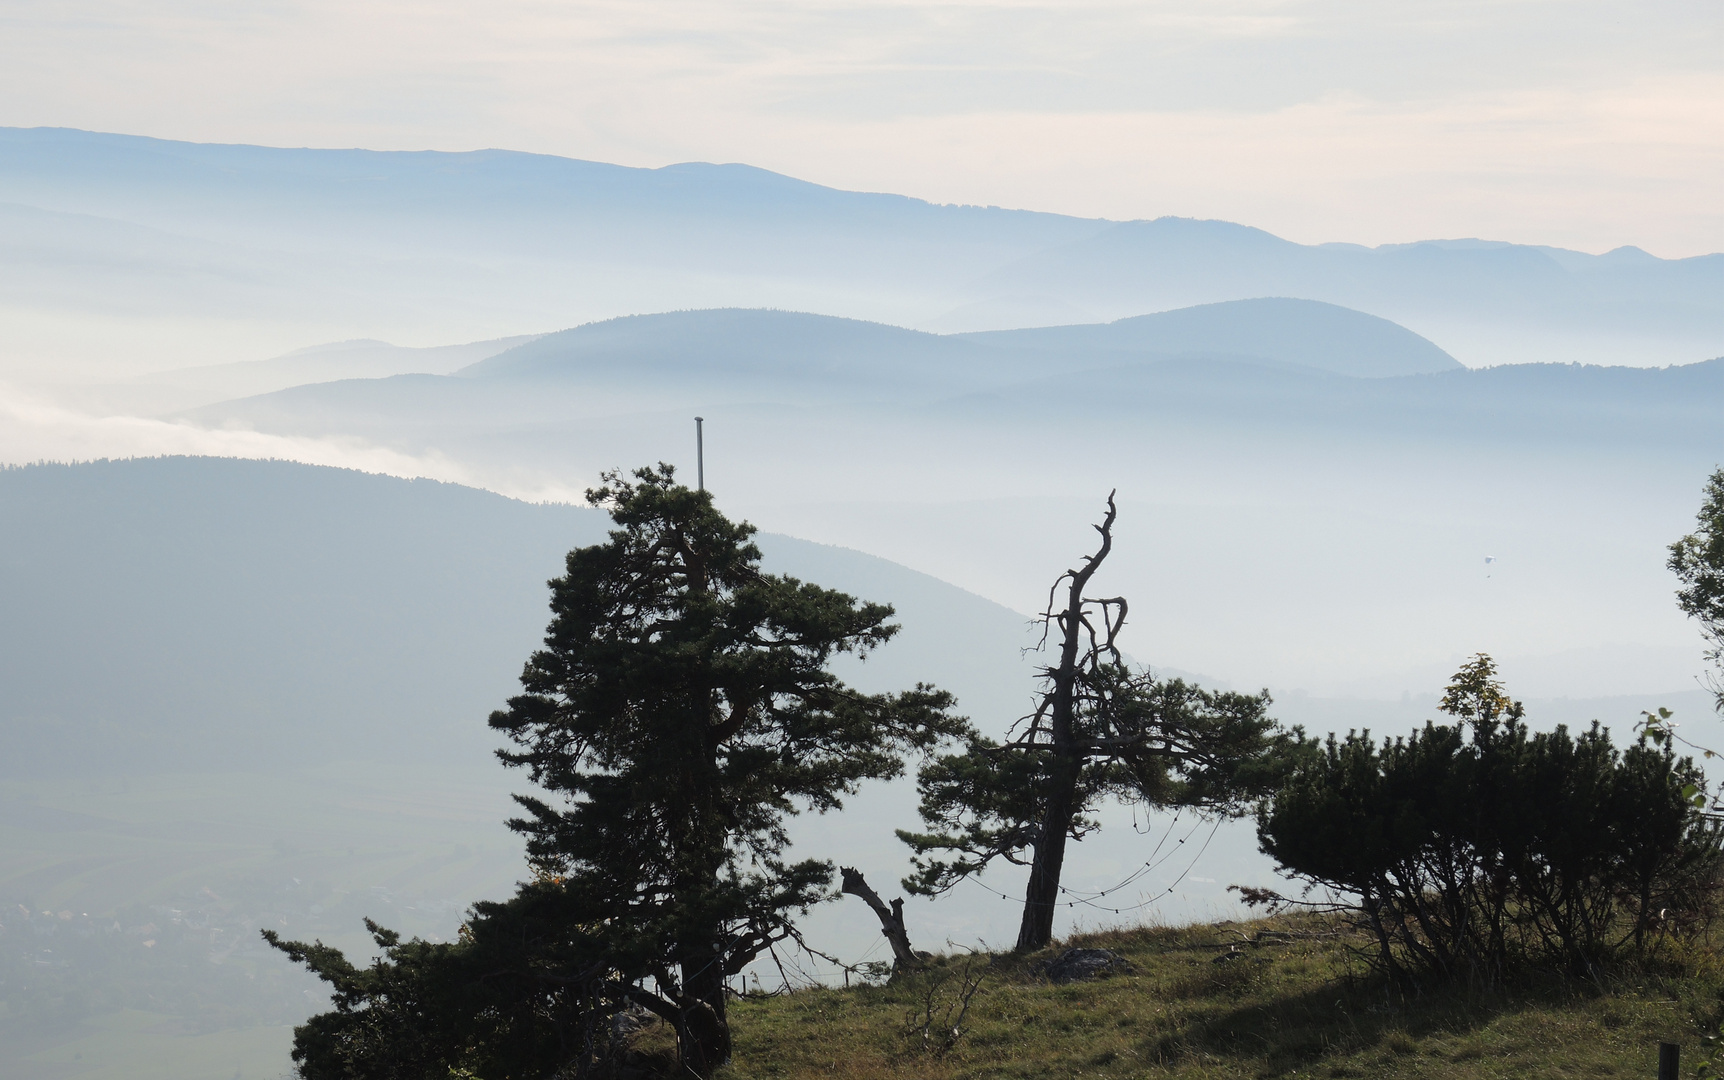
[695,416,705,492]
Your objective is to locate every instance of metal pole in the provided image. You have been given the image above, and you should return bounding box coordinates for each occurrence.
[1659,1042,1679,1080]
[695,417,705,492]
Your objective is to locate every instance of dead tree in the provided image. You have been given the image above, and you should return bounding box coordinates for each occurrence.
[1013,493,1122,950]
[840,866,922,972]
[898,492,1294,952]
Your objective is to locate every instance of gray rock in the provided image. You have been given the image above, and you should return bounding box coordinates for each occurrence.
[1043,947,1135,984]
[609,1005,655,1039]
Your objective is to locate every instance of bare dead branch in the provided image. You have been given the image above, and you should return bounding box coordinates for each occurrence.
[839,867,923,972]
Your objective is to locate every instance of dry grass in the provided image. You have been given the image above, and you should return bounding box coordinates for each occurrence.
[703,914,1724,1079]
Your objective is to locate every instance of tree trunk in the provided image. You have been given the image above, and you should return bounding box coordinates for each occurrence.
[840,866,922,972]
[676,715,731,1078]
[1014,493,1116,952]
[674,826,730,1073]
[677,950,731,1078]
[1015,751,1081,950]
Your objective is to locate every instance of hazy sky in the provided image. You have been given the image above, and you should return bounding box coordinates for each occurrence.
[2,0,1719,256]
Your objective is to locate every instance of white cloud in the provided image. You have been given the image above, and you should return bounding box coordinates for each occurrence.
[0,383,586,503]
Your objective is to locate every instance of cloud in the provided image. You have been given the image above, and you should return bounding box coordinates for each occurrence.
[0,384,586,503]
[0,0,1717,254]
[778,75,1722,253]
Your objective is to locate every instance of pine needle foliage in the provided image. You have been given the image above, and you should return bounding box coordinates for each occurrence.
[1670,467,1724,712]
[266,465,966,1078]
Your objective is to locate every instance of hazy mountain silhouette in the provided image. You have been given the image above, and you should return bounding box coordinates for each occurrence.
[68,335,542,415]
[459,299,1460,393]
[182,308,1713,455]
[2,127,1716,373]
[955,355,1723,449]
[456,309,1003,400]
[958,219,1722,365]
[154,303,1720,722]
[0,456,1037,778]
[959,298,1462,377]
[975,219,1722,323]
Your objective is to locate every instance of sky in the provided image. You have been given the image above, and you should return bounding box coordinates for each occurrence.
[2,0,1719,256]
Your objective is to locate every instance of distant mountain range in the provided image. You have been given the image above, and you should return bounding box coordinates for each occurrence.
[460,298,1463,391]
[2,127,1717,375]
[0,128,1715,716]
[956,218,1721,365]
[182,305,1717,455]
[153,304,1718,711]
[0,456,1038,777]
[89,297,1458,414]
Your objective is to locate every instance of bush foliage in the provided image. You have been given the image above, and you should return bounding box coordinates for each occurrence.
[1255,655,1723,988]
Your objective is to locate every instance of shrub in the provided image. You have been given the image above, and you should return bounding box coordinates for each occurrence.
[1254,655,1722,988]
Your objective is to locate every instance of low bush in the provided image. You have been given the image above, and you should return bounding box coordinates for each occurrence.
[1254,655,1723,988]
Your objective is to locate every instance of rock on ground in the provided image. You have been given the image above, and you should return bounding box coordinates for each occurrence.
[1042,948,1136,984]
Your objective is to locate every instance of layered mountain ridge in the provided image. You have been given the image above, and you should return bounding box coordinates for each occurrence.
[3,126,1717,376]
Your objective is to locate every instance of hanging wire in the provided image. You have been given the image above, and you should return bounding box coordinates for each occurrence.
[1058,813,1203,900]
[1063,817,1225,914]
[849,931,888,965]
[959,815,1225,915]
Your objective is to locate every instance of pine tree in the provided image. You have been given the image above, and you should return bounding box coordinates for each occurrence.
[268,465,963,1078]
[1670,467,1724,712]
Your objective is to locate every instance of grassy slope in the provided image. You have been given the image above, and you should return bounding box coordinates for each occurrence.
[717,917,1723,1079]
